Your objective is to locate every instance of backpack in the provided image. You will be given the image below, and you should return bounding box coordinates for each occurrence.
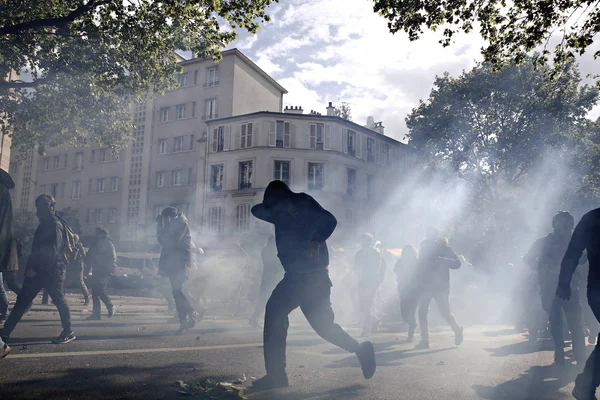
[56,215,79,264]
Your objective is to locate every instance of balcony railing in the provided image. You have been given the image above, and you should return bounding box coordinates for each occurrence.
[203,81,220,88]
[202,114,218,120]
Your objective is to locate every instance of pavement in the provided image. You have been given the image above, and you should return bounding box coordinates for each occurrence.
[0,292,592,400]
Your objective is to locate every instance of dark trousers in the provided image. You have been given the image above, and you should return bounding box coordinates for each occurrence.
[577,289,600,394]
[3,271,21,295]
[64,267,89,303]
[169,272,194,323]
[418,287,460,340]
[90,274,112,316]
[400,289,419,332]
[0,273,7,318]
[2,268,71,337]
[541,286,585,363]
[263,271,359,376]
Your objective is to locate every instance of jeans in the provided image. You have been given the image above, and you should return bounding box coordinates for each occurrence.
[263,271,359,376]
[169,271,194,323]
[90,273,112,317]
[2,267,71,337]
[418,287,461,341]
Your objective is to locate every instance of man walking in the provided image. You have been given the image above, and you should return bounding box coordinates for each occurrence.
[85,227,116,320]
[64,235,90,306]
[0,195,75,344]
[250,180,376,390]
[354,233,385,336]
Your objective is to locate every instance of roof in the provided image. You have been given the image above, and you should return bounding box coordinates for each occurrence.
[205,111,407,147]
[179,48,288,94]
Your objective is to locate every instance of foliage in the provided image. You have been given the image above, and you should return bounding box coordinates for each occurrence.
[373,0,600,70]
[0,0,277,158]
[174,376,246,399]
[405,57,599,207]
[334,102,352,120]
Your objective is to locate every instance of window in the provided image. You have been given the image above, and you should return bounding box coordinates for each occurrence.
[367,138,375,163]
[97,178,105,193]
[177,73,188,87]
[54,156,61,169]
[276,121,291,148]
[158,139,167,154]
[381,143,390,165]
[187,168,193,185]
[367,174,374,200]
[176,104,186,120]
[110,177,119,192]
[241,123,253,149]
[204,98,217,119]
[192,102,196,117]
[236,204,252,233]
[51,183,59,198]
[72,181,81,199]
[206,67,219,87]
[347,169,356,196]
[211,164,224,191]
[160,107,169,123]
[63,155,68,168]
[173,170,182,186]
[91,150,95,163]
[239,161,253,189]
[189,134,195,151]
[95,209,103,224]
[347,130,357,156]
[308,163,324,191]
[173,136,184,152]
[274,161,290,185]
[212,126,226,152]
[208,206,223,233]
[44,158,50,170]
[75,152,84,169]
[108,208,116,223]
[40,184,46,194]
[310,124,325,150]
[194,69,199,85]
[100,149,108,163]
[156,172,165,188]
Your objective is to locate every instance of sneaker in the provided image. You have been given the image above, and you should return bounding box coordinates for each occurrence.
[407,326,415,342]
[83,299,90,306]
[416,339,430,349]
[107,305,115,318]
[85,315,101,321]
[572,373,598,400]
[188,311,199,329]
[455,326,464,346]
[53,330,76,344]
[0,343,10,358]
[176,322,189,335]
[250,374,289,391]
[355,341,376,379]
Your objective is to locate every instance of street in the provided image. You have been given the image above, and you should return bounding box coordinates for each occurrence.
[0,292,587,400]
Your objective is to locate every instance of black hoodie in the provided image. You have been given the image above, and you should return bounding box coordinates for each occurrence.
[251,181,337,273]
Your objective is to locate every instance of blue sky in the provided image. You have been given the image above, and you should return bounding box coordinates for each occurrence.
[225,0,600,142]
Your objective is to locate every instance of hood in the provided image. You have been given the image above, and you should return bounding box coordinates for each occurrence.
[263,180,294,209]
[0,169,15,190]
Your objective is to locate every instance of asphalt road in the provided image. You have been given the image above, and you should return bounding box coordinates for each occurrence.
[0,292,590,400]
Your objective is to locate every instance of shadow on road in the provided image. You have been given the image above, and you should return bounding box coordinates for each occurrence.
[324,345,456,368]
[472,364,578,400]
[485,340,554,357]
[483,329,520,337]
[250,383,367,399]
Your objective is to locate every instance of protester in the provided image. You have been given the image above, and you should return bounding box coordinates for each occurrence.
[250,180,376,390]
[157,207,197,335]
[394,245,421,342]
[85,227,116,320]
[0,169,17,357]
[416,227,464,349]
[64,236,90,306]
[354,233,385,336]
[0,195,75,345]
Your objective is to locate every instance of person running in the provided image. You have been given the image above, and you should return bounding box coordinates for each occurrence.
[0,195,75,344]
[64,235,90,306]
[557,208,600,400]
[156,207,196,335]
[250,180,376,390]
[85,227,116,320]
[416,227,463,349]
[394,245,421,342]
[524,211,585,365]
[249,234,284,329]
[0,169,17,357]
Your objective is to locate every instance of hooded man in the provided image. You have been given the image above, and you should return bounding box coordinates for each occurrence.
[156,207,196,334]
[85,227,116,320]
[0,169,18,357]
[416,226,463,349]
[354,233,385,336]
[524,211,585,366]
[250,180,376,390]
[0,195,75,345]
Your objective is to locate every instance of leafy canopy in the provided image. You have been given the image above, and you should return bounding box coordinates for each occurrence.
[0,0,276,157]
[372,0,600,69]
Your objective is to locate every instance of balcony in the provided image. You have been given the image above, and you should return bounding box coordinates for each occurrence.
[348,148,356,157]
[202,114,218,121]
[203,81,220,88]
[239,182,252,190]
[211,185,222,192]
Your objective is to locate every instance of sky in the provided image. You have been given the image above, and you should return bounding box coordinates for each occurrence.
[223,0,600,143]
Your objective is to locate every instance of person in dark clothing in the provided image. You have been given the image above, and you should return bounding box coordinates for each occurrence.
[0,169,17,357]
[524,211,585,366]
[416,227,463,349]
[250,180,376,391]
[557,208,600,400]
[0,195,75,345]
[85,227,116,320]
[355,233,385,336]
[157,207,196,335]
[63,236,90,306]
[249,234,284,329]
[394,245,421,342]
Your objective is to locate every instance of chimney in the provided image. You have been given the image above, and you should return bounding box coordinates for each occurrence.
[284,105,304,114]
[366,116,375,130]
[373,121,385,135]
[326,101,336,116]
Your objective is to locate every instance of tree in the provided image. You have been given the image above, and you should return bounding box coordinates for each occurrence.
[1,0,276,157]
[405,58,599,208]
[334,102,352,121]
[373,0,600,69]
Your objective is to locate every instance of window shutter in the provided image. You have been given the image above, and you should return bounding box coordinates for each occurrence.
[342,129,348,154]
[212,129,218,153]
[310,124,316,149]
[269,120,276,147]
[290,123,296,148]
[375,141,380,164]
[223,125,231,151]
[356,134,361,158]
[283,122,291,148]
[247,123,253,147]
[324,125,331,150]
[362,136,368,160]
[237,125,244,150]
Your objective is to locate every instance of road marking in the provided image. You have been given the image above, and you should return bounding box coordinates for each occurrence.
[6,342,263,360]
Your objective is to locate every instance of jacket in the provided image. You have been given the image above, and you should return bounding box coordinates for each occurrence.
[418,238,461,291]
[86,237,117,275]
[27,215,65,273]
[157,213,193,276]
[355,246,384,287]
[0,169,18,273]
[525,232,580,291]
